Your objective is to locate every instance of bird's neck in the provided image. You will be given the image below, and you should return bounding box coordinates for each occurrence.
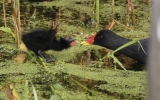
[49,38,70,51]
[106,36,131,50]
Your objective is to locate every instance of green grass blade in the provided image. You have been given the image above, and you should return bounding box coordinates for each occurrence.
[24,80,29,100]
[113,39,139,54]
[30,81,38,100]
[95,0,99,27]
[138,41,147,55]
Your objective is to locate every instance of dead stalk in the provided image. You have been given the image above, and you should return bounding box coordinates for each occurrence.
[128,0,135,24]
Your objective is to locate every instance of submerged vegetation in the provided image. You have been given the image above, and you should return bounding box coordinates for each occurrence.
[0,0,150,99]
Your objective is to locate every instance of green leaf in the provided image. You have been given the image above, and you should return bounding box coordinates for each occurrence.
[113,39,139,53]
[49,95,61,100]
[0,27,15,38]
[53,83,64,90]
[30,81,38,100]
[0,27,12,34]
[24,80,29,100]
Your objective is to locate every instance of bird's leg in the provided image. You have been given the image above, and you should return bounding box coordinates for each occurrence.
[46,56,57,62]
[38,50,47,62]
[38,50,57,62]
[39,50,48,57]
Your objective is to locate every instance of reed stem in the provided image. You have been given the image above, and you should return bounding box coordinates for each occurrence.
[3,0,6,27]
[146,0,150,7]
[111,0,115,19]
[95,0,99,27]
[128,0,135,24]
[11,0,21,47]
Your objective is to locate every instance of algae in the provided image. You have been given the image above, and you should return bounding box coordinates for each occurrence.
[0,0,150,99]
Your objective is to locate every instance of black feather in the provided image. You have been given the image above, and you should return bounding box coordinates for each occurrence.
[21,22,73,62]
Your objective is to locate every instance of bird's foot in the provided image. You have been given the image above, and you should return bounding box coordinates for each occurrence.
[46,56,57,62]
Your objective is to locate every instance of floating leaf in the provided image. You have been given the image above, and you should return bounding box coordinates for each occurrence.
[49,95,61,100]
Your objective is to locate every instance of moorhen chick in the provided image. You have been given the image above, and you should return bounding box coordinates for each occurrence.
[22,21,76,62]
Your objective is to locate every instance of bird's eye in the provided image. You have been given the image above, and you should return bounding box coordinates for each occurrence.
[98,36,103,39]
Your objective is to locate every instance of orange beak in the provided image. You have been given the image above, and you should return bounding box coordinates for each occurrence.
[81,33,97,45]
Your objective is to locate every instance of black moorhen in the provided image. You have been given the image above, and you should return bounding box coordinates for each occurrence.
[81,29,149,63]
[22,21,76,62]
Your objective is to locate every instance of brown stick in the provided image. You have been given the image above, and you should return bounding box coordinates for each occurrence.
[146,0,150,7]
[128,0,135,24]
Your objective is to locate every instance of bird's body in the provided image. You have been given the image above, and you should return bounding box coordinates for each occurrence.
[22,29,73,54]
[22,21,76,62]
[82,30,149,63]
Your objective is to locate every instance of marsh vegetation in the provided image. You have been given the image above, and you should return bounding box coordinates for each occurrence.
[0,0,150,99]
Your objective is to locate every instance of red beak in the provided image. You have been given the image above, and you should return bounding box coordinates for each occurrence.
[81,33,97,45]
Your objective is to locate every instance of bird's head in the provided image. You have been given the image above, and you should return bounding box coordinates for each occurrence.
[81,33,97,45]
[64,36,77,46]
[81,30,114,46]
[81,31,105,46]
